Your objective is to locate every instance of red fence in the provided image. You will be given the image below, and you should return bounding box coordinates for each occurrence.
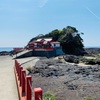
[14,59,42,100]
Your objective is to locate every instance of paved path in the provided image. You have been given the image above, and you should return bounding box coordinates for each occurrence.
[0,56,18,100]
[17,57,39,69]
[13,49,32,59]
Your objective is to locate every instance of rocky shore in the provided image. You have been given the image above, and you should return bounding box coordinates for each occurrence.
[26,48,100,100]
[32,59,100,82]
[0,51,11,56]
[30,59,100,99]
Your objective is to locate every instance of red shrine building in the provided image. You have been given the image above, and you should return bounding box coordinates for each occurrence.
[26,38,61,50]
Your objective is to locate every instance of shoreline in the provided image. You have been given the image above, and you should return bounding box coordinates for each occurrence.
[1,48,100,100]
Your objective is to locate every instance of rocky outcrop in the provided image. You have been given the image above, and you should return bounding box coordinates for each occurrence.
[85,48,100,56]
[30,57,100,100]
[63,54,100,65]
[31,58,100,83]
[63,55,80,63]
[0,51,10,56]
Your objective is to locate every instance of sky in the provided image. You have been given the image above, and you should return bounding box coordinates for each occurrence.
[0,0,100,47]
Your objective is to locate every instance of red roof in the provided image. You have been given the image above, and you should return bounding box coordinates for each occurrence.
[13,48,23,51]
[29,38,53,45]
[51,42,60,44]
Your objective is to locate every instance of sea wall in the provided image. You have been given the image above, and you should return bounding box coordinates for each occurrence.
[32,50,55,58]
[32,47,64,58]
[14,47,65,59]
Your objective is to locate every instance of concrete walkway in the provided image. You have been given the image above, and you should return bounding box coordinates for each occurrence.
[0,56,18,100]
[17,57,39,70]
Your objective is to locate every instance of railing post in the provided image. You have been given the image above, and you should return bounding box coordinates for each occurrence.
[21,70,26,95]
[15,60,17,71]
[15,60,18,74]
[26,76,32,100]
[18,63,21,80]
[34,88,42,100]
[16,61,18,73]
[19,67,23,86]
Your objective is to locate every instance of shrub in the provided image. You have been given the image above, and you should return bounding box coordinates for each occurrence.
[43,91,56,100]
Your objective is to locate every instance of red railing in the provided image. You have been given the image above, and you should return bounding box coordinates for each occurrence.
[14,59,42,100]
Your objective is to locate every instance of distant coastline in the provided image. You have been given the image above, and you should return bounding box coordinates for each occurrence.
[85,46,100,48]
[0,46,100,52]
[0,47,13,52]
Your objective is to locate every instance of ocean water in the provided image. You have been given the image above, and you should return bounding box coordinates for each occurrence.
[0,46,99,52]
[85,46,100,48]
[0,47,13,52]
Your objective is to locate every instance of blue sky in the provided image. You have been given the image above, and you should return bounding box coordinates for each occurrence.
[0,0,100,47]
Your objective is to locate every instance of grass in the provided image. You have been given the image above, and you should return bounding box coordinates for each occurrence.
[26,66,32,73]
[83,56,96,60]
[43,91,56,100]
[43,91,93,100]
[84,97,93,100]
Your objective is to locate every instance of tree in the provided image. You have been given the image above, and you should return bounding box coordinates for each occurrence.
[48,29,60,41]
[59,26,84,55]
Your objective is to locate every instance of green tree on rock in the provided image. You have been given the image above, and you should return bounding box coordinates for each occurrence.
[59,26,84,55]
[29,26,85,55]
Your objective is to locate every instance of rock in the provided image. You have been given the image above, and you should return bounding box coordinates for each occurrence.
[31,58,100,84]
[67,84,78,90]
[63,55,80,63]
[29,48,100,100]
[74,70,81,74]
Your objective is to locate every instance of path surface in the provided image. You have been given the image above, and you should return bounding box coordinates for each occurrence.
[0,56,18,100]
[17,57,39,70]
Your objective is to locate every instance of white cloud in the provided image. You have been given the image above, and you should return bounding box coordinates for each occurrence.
[38,0,48,8]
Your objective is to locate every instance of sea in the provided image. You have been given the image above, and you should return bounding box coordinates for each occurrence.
[0,47,14,52]
[0,46,100,52]
[85,46,100,48]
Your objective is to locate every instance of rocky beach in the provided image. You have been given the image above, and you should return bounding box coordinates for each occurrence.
[28,48,100,100]
[30,58,100,100]
[16,48,100,100]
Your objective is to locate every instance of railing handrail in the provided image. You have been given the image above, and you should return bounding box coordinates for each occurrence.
[14,59,42,100]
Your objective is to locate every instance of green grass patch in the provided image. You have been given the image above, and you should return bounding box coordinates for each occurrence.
[26,66,32,73]
[84,97,93,100]
[43,91,56,100]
